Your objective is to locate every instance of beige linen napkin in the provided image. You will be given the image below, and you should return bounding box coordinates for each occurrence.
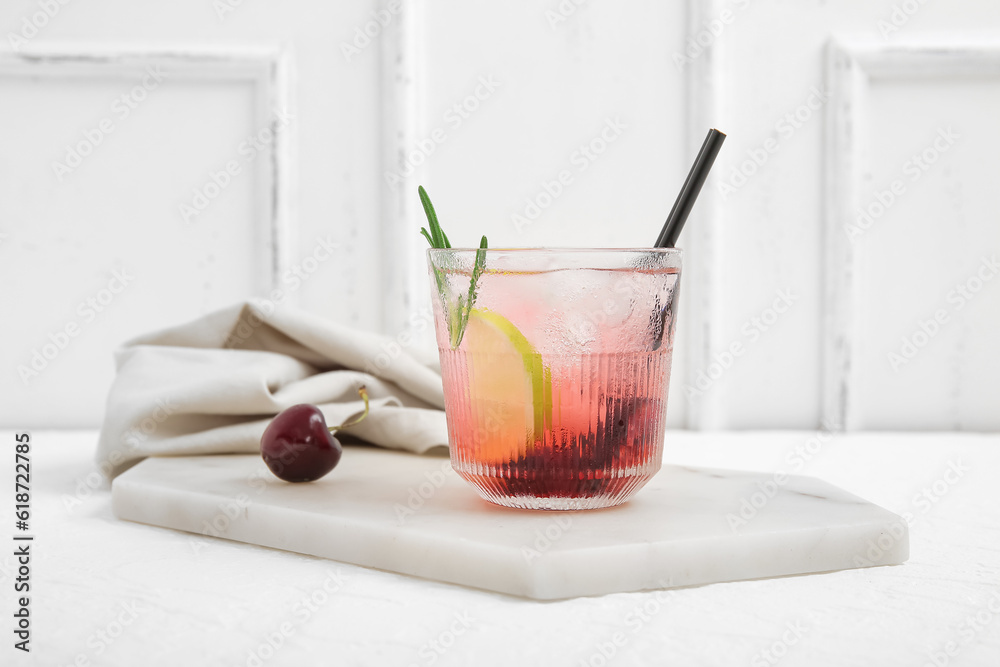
[96,299,448,478]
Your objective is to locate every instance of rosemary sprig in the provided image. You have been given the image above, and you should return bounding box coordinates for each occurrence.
[456,236,488,344]
[418,186,449,248]
[418,186,488,348]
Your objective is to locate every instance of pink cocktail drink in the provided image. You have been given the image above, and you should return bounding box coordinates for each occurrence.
[429,249,681,510]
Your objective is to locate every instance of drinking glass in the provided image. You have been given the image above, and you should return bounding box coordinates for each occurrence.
[428,248,681,510]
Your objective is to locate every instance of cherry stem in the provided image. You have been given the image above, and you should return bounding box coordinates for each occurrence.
[329,386,370,432]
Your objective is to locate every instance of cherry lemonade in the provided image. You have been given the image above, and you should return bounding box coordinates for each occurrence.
[431,251,680,510]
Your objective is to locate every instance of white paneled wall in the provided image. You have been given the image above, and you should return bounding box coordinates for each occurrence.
[1,0,997,430]
[0,49,292,426]
[0,1,383,427]
[693,0,1000,430]
[826,41,1000,431]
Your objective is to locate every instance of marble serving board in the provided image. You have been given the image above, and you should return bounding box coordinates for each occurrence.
[111,447,908,600]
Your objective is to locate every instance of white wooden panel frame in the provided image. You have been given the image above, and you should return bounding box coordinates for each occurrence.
[682,0,724,430]
[381,4,425,338]
[0,45,295,296]
[823,38,1000,431]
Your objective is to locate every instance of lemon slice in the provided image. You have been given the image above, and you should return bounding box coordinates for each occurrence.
[464,308,551,459]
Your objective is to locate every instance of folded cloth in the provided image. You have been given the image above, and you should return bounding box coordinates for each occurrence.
[96,299,448,479]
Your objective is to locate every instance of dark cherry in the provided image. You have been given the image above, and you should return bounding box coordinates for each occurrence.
[260,386,369,483]
[260,405,342,482]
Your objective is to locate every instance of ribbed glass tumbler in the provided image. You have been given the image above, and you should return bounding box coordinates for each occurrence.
[428,248,681,510]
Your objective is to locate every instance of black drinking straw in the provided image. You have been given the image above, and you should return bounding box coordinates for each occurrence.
[655,128,727,248]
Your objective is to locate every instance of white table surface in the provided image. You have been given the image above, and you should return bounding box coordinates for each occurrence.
[4,429,999,667]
